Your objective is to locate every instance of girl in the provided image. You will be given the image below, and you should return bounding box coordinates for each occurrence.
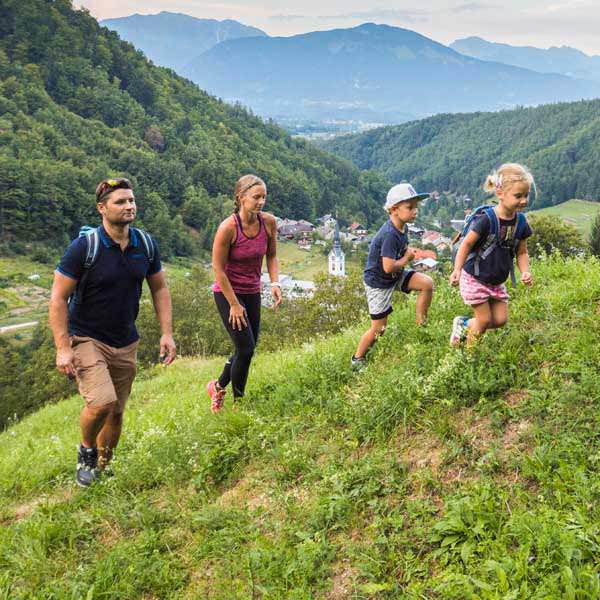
[207,175,281,412]
[449,163,534,346]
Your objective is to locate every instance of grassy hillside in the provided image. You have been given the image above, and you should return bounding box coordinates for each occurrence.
[2,256,600,597]
[529,199,600,238]
[276,241,364,280]
[0,255,195,337]
[322,100,600,210]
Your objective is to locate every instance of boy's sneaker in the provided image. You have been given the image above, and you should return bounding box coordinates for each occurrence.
[76,444,99,487]
[351,355,367,372]
[207,379,226,413]
[450,316,469,347]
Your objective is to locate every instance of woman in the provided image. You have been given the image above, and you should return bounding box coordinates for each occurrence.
[207,174,282,412]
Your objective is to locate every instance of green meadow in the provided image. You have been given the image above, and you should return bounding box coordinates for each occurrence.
[2,255,600,597]
[529,199,600,238]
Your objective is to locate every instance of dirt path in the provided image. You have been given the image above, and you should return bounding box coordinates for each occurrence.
[0,321,39,334]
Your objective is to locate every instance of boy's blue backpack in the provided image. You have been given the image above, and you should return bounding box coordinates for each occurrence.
[451,206,527,286]
[71,226,155,305]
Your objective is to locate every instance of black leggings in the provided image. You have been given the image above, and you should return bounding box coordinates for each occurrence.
[214,292,261,398]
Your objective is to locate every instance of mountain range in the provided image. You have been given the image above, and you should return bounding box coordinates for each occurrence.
[451,37,600,83]
[100,12,267,72]
[181,23,600,123]
[100,16,600,125]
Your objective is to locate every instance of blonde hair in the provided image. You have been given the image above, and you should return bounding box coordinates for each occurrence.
[233,174,266,213]
[484,163,536,196]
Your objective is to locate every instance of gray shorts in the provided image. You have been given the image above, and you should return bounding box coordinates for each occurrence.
[364,270,416,320]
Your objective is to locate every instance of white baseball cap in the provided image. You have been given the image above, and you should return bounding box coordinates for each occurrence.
[384,183,429,211]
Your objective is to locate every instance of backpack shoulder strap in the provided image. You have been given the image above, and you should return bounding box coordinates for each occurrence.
[482,206,499,237]
[82,227,101,268]
[470,207,499,276]
[514,212,527,242]
[72,227,101,305]
[132,228,155,263]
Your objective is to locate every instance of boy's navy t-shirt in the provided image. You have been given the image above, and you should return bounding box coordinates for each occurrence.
[463,213,532,285]
[364,220,409,289]
[57,226,162,348]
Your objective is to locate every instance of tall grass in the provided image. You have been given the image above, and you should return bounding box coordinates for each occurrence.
[1,255,600,598]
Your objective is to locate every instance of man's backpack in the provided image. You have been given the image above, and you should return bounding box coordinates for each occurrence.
[451,206,527,286]
[71,226,155,305]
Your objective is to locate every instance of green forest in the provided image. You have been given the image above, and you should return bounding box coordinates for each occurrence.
[0,0,389,259]
[322,100,600,209]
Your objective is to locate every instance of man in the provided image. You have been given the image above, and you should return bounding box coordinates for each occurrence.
[49,177,176,487]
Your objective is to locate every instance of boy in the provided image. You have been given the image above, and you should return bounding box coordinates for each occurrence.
[351,183,434,370]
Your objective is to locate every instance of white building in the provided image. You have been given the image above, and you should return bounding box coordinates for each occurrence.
[260,273,315,305]
[450,219,465,232]
[413,258,439,271]
[328,221,346,277]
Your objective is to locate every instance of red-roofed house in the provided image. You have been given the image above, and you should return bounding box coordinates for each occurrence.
[414,248,437,261]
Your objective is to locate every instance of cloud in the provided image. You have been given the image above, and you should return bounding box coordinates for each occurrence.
[77,0,270,21]
[268,14,310,21]
[269,8,431,24]
[452,2,496,12]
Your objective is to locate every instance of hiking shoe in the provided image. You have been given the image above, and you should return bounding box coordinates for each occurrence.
[76,444,99,487]
[207,379,226,413]
[351,355,367,372]
[450,316,469,347]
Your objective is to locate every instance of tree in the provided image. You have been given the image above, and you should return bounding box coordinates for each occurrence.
[527,214,587,258]
[143,124,165,152]
[589,212,600,258]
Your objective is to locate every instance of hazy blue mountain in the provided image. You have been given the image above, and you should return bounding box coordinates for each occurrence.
[100,12,267,71]
[451,36,600,82]
[182,23,600,124]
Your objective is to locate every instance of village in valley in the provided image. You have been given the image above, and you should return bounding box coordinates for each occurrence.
[264,196,461,303]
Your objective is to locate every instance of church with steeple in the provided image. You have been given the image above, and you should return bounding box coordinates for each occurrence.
[328,221,346,277]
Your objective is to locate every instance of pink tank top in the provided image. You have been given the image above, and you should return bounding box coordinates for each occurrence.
[213,213,268,295]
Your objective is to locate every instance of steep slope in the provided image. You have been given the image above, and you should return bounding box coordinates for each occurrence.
[183,23,600,123]
[451,36,600,83]
[322,99,600,209]
[2,256,600,597]
[0,0,388,255]
[101,12,267,72]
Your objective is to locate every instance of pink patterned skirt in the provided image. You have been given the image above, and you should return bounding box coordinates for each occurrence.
[459,269,509,305]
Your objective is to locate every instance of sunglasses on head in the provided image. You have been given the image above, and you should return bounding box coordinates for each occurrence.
[96,178,133,202]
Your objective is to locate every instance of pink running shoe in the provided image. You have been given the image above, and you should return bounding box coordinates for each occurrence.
[207,380,226,413]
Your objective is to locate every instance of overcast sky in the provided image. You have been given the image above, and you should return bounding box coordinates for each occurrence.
[76,0,600,55]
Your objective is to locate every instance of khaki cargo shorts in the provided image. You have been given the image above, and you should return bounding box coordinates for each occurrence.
[71,335,139,414]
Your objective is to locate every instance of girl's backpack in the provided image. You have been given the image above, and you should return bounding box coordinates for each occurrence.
[451,206,527,286]
[70,226,155,305]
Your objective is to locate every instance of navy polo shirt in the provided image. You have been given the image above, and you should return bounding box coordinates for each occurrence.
[364,220,409,289]
[57,226,162,348]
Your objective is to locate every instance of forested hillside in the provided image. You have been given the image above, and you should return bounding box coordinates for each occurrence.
[323,100,600,209]
[0,0,388,257]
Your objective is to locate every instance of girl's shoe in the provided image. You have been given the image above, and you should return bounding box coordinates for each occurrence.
[351,355,367,372]
[207,380,226,413]
[450,316,469,347]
